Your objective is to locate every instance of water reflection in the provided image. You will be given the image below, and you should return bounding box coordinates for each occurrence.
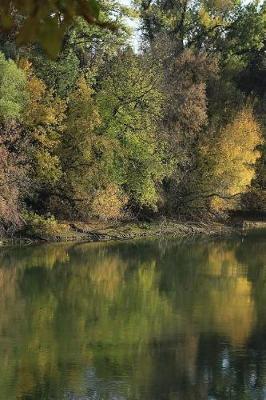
[0,233,265,399]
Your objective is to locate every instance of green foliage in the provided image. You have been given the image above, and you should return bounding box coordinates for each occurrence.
[0,53,27,121]
[0,0,265,232]
[137,0,266,62]
[23,211,70,240]
[136,0,266,217]
[60,52,168,218]
[60,76,103,217]
[0,53,28,234]
[97,51,168,208]
[30,50,80,98]
[25,10,129,96]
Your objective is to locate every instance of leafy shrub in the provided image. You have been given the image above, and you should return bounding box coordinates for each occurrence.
[23,212,69,240]
[91,184,128,221]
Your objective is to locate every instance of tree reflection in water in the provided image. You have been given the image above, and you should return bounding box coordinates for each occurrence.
[0,233,265,400]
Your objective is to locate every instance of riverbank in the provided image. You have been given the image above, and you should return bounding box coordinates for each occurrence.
[1,218,265,246]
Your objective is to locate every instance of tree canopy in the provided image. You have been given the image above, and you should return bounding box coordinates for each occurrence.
[0,0,265,235]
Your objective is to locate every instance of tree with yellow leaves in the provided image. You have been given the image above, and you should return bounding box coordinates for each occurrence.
[186,107,263,211]
[21,60,66,209]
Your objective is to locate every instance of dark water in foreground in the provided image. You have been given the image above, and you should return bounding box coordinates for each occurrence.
[0,232,266,400]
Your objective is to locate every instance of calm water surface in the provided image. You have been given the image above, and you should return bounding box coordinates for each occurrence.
[0,232,266,400]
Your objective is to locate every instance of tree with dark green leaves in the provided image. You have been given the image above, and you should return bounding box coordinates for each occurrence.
[97,50,169,210]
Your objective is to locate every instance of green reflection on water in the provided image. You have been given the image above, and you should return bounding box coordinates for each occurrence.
[0,233,265,400]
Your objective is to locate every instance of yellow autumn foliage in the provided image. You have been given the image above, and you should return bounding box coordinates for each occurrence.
[19,59,66,186]
[205,108,263,210]
[91,184,128,220]
[22,60,66,129]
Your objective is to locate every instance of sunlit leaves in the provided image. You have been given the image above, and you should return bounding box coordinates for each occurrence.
[97,51,167,209]
[199,107,263,210]
[21,60,66,187]
[0,53,27,121]
[212,108,262,194]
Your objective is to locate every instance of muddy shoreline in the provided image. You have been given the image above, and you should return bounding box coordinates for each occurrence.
[1,219,265,246]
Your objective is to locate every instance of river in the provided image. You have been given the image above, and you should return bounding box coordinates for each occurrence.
[0,231,265,399]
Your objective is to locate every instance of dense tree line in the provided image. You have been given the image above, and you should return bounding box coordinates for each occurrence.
[0,0,265,236]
